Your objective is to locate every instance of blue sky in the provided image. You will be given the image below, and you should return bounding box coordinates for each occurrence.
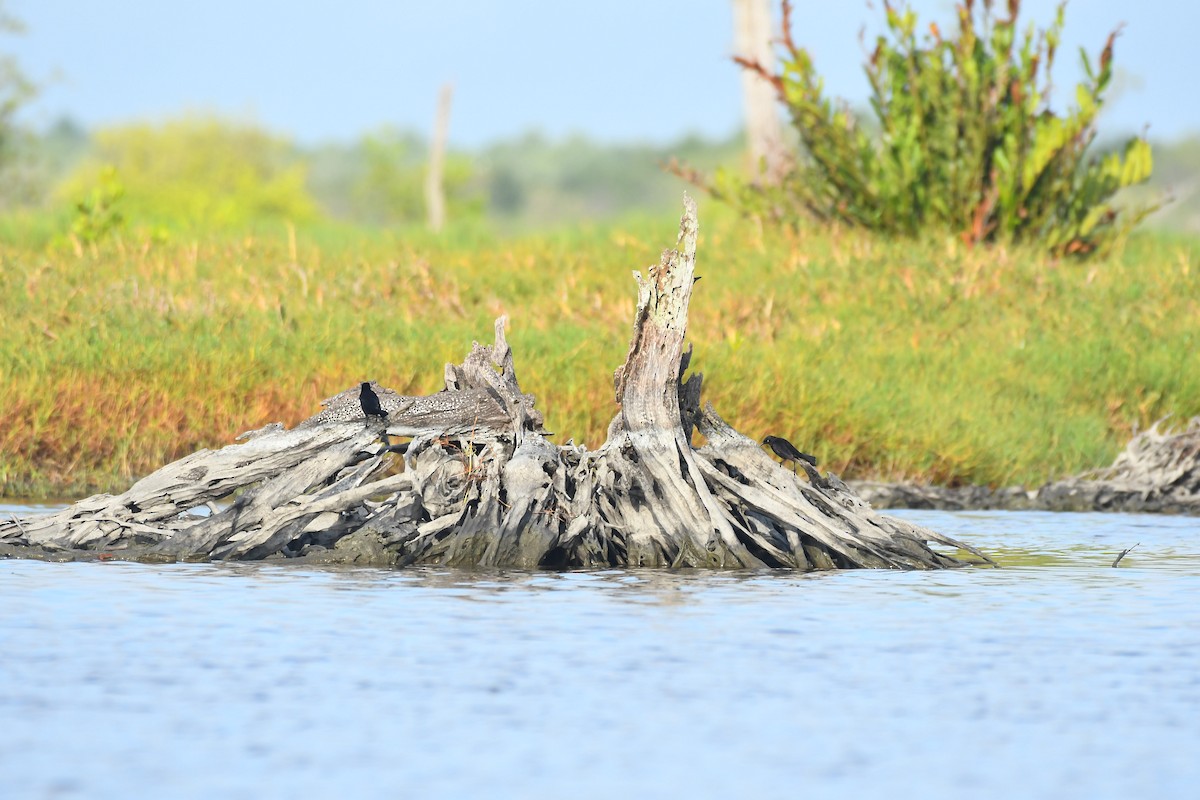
[6,1,1198,146]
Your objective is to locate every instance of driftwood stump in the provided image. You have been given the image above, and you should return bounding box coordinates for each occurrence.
[1,197,991,569]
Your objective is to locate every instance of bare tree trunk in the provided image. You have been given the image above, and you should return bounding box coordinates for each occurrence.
[1,197,992,571]
[425,82,453,232]
[733,0,787,182]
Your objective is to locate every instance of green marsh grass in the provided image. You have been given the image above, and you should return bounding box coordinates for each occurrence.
[1,206,1197,498]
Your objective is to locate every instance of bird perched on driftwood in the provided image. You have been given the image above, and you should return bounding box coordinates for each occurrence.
[762,435,817,473]
[359,382,388,421]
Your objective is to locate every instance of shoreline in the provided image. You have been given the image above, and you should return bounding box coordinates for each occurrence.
[851,480,1200,516]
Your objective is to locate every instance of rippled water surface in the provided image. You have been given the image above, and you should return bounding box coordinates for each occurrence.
[2,509,1198,799]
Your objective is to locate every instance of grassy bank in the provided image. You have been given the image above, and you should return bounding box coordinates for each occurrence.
[1,205,1197,499]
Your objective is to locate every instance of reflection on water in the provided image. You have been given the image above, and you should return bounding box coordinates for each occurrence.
[1,509,1199,799]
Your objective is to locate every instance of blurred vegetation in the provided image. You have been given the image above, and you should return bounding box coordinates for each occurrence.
[57,119,318,234]
[307,126,481,226]
[0,113,740,242]
[1125,137,1200,234]
[1,108,1193,244]
[0,0,1192,243]
[695,0,1157,255]
[475,131,741,229]
[69,165,124,245]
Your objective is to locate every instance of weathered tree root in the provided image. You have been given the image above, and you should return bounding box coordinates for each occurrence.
[1,197,992,569]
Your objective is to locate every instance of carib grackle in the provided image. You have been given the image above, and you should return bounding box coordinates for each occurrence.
[762,435,817,473]
[359,382,388,421]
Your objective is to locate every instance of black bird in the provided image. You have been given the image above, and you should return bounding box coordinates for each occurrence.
[359,382,388,421]
[762,435,817,473]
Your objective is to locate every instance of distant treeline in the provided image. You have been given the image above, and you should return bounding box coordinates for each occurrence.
[0,115,1195,237]
[0,116,743,235]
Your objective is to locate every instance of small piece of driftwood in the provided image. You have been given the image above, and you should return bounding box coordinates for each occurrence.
[1111,543,1139,568]
[0,197,991,569]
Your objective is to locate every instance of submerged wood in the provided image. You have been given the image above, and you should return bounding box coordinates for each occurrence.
[854,416,1200,515]
[1,197,992,569]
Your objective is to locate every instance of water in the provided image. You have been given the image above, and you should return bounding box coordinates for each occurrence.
[2,509,1198,799]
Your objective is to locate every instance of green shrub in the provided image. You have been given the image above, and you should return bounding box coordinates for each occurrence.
[70,164,124,244]
[706,0,1156,255]
[55,117,319,231]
